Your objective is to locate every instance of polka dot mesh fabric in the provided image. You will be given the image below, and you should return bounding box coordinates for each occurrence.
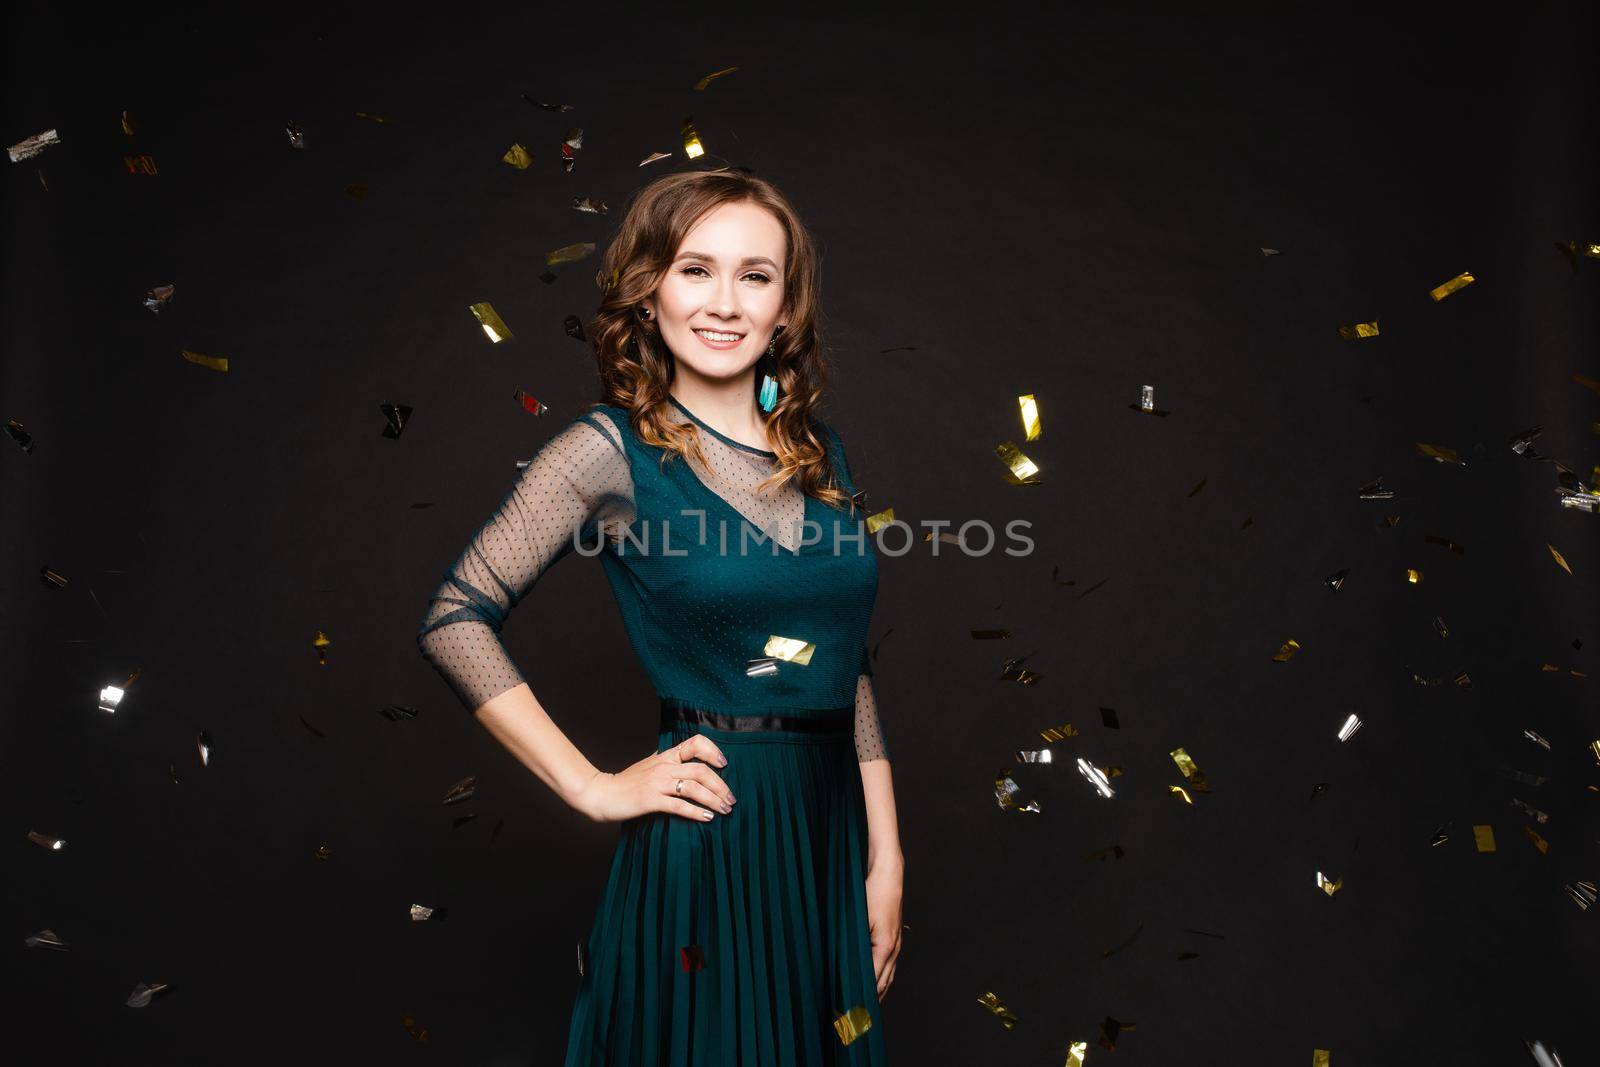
[417,403,889,763]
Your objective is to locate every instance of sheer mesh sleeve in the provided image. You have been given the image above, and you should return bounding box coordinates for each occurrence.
[417,412,634,714]
[854,669,890,763]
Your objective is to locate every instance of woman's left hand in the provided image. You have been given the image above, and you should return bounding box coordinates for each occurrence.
[865,859,904,1000]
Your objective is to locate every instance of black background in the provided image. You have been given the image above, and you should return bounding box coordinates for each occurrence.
[4,2,1598,1063]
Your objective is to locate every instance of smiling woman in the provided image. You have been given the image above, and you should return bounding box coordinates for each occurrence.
[417,169,903,1065]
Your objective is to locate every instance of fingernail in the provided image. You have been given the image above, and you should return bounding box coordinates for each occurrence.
[718,757,728,767]
[729,794,737,804]
[720,802,732,813]
[701,810,715,820]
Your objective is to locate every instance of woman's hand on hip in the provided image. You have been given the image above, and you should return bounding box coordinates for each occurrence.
[571,733,735,824]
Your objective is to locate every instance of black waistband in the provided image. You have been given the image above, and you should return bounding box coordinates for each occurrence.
[660,697,853,734]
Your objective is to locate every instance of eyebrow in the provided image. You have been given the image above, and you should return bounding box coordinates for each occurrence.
[674,250,780,270]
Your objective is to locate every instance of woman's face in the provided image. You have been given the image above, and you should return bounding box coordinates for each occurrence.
[645,200,788,385]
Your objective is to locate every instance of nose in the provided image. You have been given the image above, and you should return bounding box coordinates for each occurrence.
[707,276,741,319]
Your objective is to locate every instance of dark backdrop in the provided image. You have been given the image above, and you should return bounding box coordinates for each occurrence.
[4,2,1597,1063]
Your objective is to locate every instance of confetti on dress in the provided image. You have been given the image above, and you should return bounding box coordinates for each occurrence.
[8,128,60,162]
[833,1005,873,1045]
[764,635,814,665]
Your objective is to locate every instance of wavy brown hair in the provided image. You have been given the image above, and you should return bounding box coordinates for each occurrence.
[585,169,853,512]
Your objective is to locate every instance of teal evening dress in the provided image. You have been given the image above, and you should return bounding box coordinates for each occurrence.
[418,395,891,1065]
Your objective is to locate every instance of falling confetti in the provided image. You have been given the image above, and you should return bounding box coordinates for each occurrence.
[468,301,513,343]
[502,143,532,168]
[694,66,739,90]
[1018,394,1041,440]
[1547,544,1573,575]
[180,350,228,373]
[975,991,1018,1029]
[833,1006,873,1045]
[1337,321,1379,340]
[8,128,60,162]
[126,982,170,1008]
[1428,271,1475,301]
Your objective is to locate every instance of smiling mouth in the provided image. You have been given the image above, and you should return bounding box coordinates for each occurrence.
[693,328,745,343]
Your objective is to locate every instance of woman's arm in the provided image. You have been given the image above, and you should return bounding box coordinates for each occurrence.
[473,681,603,812]
[856,670,904,999]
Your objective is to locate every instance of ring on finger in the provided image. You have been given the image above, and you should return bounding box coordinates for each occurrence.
[675,778,685,795]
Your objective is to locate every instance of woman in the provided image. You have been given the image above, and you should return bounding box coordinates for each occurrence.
[418,169,903,1064]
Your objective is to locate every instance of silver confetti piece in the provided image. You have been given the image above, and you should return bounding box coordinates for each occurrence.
[1358,479,1395,501]
[1510,798,1549,824]
[1523,729,1551,750]
[1015,749,1052,763]
[1564,880,1597,911]
[410,904,434,921]
[126,982,169,1008]
[24,928,67,950]
[745,657,780,677]
[1525,1040,1566,1067]
[27,830,65,851]
[98,684,125,713]
[196,731,212,767]
[8,128,60,162]
[1336,713,1362,742]
[1075,757,1114,799]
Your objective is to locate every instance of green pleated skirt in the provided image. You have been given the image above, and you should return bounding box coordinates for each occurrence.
[563,709,888,1065]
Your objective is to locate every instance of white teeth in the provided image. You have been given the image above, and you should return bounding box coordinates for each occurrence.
[695,329,742,342]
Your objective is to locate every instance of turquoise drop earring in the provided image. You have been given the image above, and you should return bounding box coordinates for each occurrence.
[758,335,779,413]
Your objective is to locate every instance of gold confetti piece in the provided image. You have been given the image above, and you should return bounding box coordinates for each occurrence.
[694,66,739,90]
[995,441,1040,483]
[468,301,513,343]
[24,928,67,950]
[681,116,705,158]
[8,128,60,162]
[1018,394,1041,441]
[1040,723,1077,742]
[355,111,386,123]
[1076,758,1115,799]
[1590,739,1600,765]
[181,349,228,373]
[344,183,368,198]
[513,389,547,416]
[442,775,477,805]
[1170,747,1209,792]
[401,1009,429,1044]
[311,629,331,665]
[1313,1052,1331,1067]
[1473,825,1496,852]
[123,154,158,174]
[315,845,332,860]
[27,830,65,851]
[1000,657,1042,684]
[1272,638,1301,662]
[1168,784,1193,805]
[865,507,895,534]
[1414,442,1464,465]
[976,991,1018,1029]
[501,143,532,168]
[409,904,435,921]
[40,566,68,589]
[1429,271,1475,301]
[1065,1041,1088,1067]
[121,112,136,136]
[547,241,596,266]
[1336,713,1362,741]
[1547,543,1572,575]
[1406,568,1422,584]
[1337,321,1379,340]
[1524,825,1549,854]
[1316,871,1343,897]
[638,150,672,167]
[764,635,815,665]
[833,1005,873,1045]
[573,197,608,214]
[126,982,169,1008]
[679,945,706,972]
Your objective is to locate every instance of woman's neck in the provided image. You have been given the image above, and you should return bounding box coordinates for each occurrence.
[669,372,770,451]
